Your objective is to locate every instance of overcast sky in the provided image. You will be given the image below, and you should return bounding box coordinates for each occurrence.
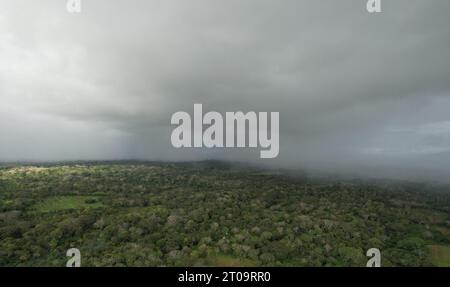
[1,0,450,181]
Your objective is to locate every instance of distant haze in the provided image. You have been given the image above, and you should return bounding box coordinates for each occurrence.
[1,0,450,182]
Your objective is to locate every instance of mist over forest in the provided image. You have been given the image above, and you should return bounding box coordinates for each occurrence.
[1,1,450,183]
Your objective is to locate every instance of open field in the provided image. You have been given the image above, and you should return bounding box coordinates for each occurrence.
[33,196,104,213]
[0,161,449,266]
[428,245,450,267]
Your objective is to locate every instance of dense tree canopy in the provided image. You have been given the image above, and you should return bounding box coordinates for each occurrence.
[0,162,449,266]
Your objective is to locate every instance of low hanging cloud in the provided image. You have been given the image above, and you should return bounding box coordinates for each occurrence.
[1,0,450,181]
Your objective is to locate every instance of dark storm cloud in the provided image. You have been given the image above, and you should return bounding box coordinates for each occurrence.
[1,0,450,180]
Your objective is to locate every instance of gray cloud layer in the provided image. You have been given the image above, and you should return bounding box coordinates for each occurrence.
[1,0,450,181]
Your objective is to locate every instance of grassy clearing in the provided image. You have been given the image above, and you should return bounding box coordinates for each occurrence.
[33,196,103,212]
[205,254,257,267]
[428,245,450,267]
